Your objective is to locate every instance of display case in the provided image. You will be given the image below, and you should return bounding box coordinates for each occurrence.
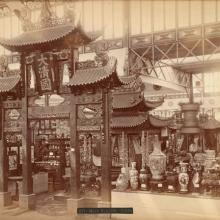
[5,132,22,176]
[34,138,70,191]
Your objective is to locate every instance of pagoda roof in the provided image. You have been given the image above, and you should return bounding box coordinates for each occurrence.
[0,23,94,52]
[113,91,164,111]
[68,57,125,88]
[200,118,220,130]
[118,75,138,85]
[111,115,148,128]
[149,114,173,127]
[113,91,142,109]
[0,75,20,93]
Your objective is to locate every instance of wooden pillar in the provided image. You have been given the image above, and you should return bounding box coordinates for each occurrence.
[64,48,82,216]
[0,96,11,207]
[141,130,145,168]
[19,53,35,209]
[145,131,149,166]
[121,131,125,167]
[101,89,111,202]
[69,46,80,199]
[69,93,80,199]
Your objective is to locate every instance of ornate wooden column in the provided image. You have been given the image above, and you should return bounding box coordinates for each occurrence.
[100,89,112,203]
[69,93,80,199]
[69,47,80,199]
[19,53,35,209]
[145,131,149,166]
[0,97,11,208]
[66,47,83,216]
[141,130,145,167]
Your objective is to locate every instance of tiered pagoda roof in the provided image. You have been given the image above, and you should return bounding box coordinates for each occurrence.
[0,1,96,52]
[0,56,20,93]
[111,76,169,129]
[68,56,125,88]
[0,75,20,93]
[113,90,164,111]
[0,24,95,52]
[200,118,220,130]
[149,114,173,128]
[111,114,148,129]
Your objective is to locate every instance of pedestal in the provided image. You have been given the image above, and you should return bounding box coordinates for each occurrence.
[0,192,12,208]
[67,197,100,218]
[19,194,36,210]
[150,179,167,193]
[97,200,111,219]
[67,198,84,216]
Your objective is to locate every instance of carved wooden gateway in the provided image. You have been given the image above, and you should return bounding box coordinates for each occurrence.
[0,0,123,212]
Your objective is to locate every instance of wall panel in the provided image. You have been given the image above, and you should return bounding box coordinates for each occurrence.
[177,0,190,27]
[103,0,113,39]
[113,0,123,38]
[204,0,216,23]
[130,0,141,35]
[165,0,175,30]
[190,0,202,25]
[141,0,152,33]
[153,0,164,31]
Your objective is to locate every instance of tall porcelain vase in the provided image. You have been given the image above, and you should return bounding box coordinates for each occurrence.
[129,162,138,190]
[178,162,189,193]
[149,136,166,180]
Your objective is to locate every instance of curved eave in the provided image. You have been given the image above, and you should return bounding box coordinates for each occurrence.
[199,119,220,130]
[168,123,183,130]
[111,115,147,129]
[144,98,164,109]
[0,24,92,52]
[112,91,143,109]
[0,75,20,93]
[119,75,137,85]
[68,57,123,88]
[149,114,173,128]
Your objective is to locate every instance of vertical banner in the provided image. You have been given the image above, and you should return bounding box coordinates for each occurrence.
[34,52,57,94]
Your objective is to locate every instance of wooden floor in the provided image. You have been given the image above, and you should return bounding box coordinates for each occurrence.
[112,190,220,220]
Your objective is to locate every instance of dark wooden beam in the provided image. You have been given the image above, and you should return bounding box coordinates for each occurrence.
[21,54,33,195]
[69,93,80,199]
[101,89,111,202]
[0,97,8,193]
[69,47,80,199]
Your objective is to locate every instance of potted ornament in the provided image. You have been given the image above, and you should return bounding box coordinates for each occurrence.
[166,169,178,193]
[178,162,189,193]
[149,135,166,180]
[116,167,129,191]
[139,165,151,191]
[129,162,138,190]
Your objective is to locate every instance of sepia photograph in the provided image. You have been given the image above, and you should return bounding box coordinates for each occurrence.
[0,0,220,220]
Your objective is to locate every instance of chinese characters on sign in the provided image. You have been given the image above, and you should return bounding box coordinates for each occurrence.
[34,53,55,94]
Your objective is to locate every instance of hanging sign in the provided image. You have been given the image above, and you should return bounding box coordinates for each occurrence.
[34,53,57,94]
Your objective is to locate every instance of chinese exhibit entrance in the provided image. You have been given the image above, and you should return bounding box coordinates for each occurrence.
[0,1,126,213]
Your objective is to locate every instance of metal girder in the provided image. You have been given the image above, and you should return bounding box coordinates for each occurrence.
[129,48,190,91]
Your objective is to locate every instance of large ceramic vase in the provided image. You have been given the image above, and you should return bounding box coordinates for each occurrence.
[166,171,178,192]
[178,162,189,193]
[129,162,138,190]
[116,167,129,191]
[139,166,151,191]
[149,136,166,180]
